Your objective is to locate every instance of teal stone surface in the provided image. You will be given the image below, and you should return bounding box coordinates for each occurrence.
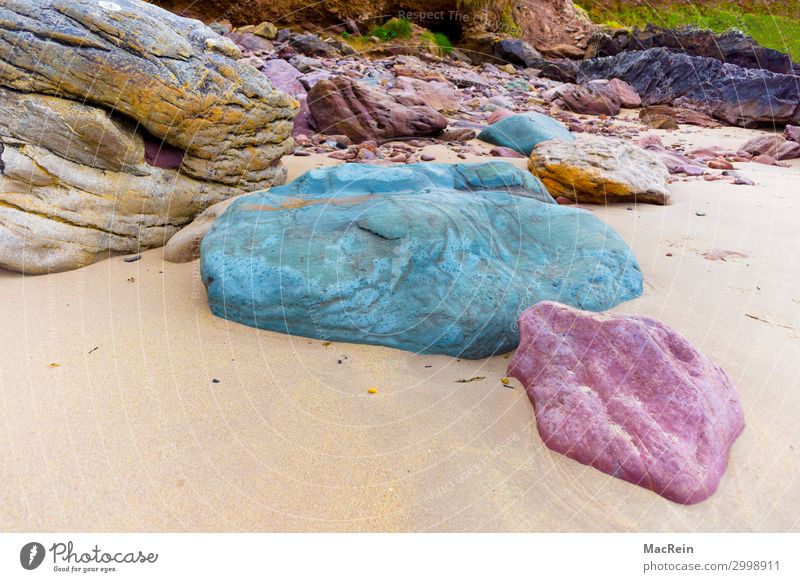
[201,162,642,358]
[477,112,575,155]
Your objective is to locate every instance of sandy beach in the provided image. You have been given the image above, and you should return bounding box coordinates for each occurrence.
[1,121,798,533]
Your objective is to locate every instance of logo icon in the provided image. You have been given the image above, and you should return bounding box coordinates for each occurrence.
[20,542,46,570]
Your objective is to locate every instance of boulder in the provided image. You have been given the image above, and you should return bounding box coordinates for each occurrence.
[579,48,800,128]
[625,26,793,75]
[785,125,800,143]
[477,112,574,156]
[739,135,800,160]
[493,39,542,68]
[201,163,642,358]
[586,78,641,108]
[639,105,720,129]
[0,0,297,273]
[391,76,458,113]
[252,21,278,40]
[508,301,745,505]
[549,83,621,116]
[529,134,671,205]
[307,76,447,143]
[637,135,706,176]
[164,197,242,263]
[261,59,306,97]
[284,32,339,58]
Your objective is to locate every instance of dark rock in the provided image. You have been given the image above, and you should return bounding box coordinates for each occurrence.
[579,48,800,127]
[625,26,794,75]
[493,39,542,68]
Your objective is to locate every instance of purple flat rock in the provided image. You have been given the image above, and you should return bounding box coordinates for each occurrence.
[508,301,744,505]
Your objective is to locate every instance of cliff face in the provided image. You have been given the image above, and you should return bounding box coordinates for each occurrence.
[150,0,596,53]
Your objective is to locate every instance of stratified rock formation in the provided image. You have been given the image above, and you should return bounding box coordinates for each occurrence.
[529,135,671,205]
[589,26,795,74]
[578,48,800,128]
[307,76,447,143]
[200,163,642,358]
[0,0,297,273]
[508,301,745,505]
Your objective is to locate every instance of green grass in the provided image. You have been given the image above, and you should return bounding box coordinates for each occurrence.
[577,2,800,61]
[370,18,413,41]
[421,31,454,55]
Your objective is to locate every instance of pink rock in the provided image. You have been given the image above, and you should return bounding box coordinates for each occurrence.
[587,78,641,108]
[261,59,306,97]
[553,83,621,116]
[739,134,800,160]
[637,135,705,175]
[508,301,744,505]
[489,146,524,158]
[785,125,800,143]
[708,159,734,170]
[486,108,515,124]
[391,76,457,112]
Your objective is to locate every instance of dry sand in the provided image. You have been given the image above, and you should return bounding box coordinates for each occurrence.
[1,123,798,532]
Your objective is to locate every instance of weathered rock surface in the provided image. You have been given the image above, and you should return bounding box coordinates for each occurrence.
[639,105,720,129]
[201,163,642,358]
[477,112,574,156]
[579,48,800,128]
[529,135,671,205]
[547,83,621,116]
[307,76,447,143]
[786,125,800,143]
[493,39,542,68]
[638,135,706,176]
[508,301,745,505]
[591,25,794,75]
[391,76,458,113]
[0,0,297,273]
[739,135,800,161]
[587,78,641,108]
[163,196,242,263]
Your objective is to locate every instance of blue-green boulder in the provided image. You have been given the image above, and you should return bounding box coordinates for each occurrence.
[477,112,575,155]
[201,162,642,358]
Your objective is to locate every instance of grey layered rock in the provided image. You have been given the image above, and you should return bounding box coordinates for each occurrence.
[0,0,297,273]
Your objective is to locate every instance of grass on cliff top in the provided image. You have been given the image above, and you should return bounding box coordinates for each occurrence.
[578,3,800,61]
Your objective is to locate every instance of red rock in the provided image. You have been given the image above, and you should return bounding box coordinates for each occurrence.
[554,83,621,116]
[637,135,705,175]
[587,78,641,108]
[739,135,800,160]
[555,196,574,205]
[751,153,780,166]
[489,146,525,158]
[708,159,734,170]
[640,105,720,128]
[785,125,800,143]
[486,108,515,124]
[508,301,744,505]
[307,76,447,143]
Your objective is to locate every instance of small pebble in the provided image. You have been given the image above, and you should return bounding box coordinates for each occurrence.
[420,153,436,161]
[123,254,141,262]
[368,387,378,394]
[695,211,706,217]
